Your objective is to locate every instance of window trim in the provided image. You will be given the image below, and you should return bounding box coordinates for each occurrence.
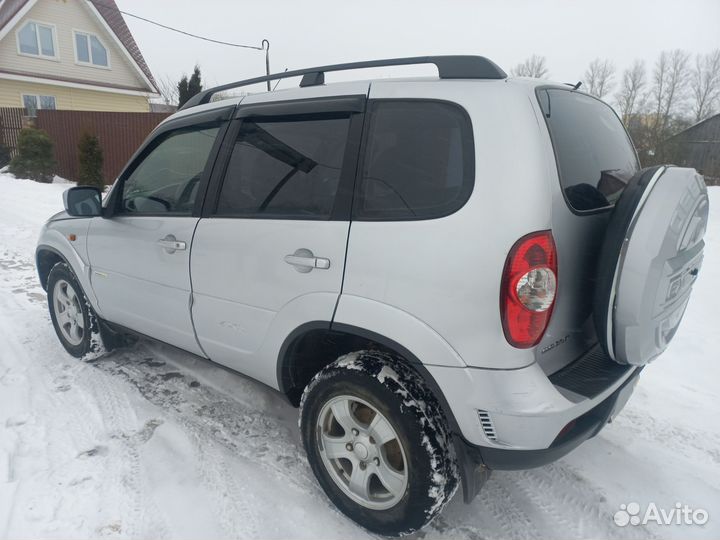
[204,95,366,221]
[105,106,235,219]
[351,98,476,222]
[535,85,641,216]
[15,19,58,61]
[72,29,111,69]
[21,93,56,117]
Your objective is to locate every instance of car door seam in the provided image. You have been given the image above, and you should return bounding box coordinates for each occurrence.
[188,217,210,359]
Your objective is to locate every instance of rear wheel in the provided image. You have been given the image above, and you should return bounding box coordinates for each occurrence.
[300,351,458,536]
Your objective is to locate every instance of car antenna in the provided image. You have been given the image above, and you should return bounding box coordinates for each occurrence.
[572,81,582,90]
[272,68,288,91]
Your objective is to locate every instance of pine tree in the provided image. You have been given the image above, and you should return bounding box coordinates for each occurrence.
[188,65,202,97]
[77,132,104,188]
[177,65,203,107]
[8,128,55,182]
[177,74,190,108]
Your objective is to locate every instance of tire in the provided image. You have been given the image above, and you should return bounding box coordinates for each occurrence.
[300,351,458,536]
[47,262,102,358]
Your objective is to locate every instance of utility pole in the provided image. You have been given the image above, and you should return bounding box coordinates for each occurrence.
[262,39,271,91]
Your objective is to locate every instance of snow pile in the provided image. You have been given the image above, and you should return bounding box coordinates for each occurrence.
[0,170,718,539]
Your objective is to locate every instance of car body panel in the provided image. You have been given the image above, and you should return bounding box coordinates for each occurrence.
[87,215,204,356]
[37,217,97,308]
[427,360,639,448]
[340,80,552,370]
[190,220,351,384]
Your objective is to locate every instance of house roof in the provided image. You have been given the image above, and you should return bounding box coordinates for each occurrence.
[666,112,720,141]
[0,0,159,93]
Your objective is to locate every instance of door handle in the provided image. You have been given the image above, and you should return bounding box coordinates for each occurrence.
[157,235,186,253]
[284,248,330,273]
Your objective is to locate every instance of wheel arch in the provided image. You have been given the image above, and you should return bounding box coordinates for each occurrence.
[36,245,70,291]
[276,321,461,435]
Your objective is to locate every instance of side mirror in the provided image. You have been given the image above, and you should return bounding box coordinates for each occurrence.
[63,186,102,217]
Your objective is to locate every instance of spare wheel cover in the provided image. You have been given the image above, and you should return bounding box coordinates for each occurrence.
[594,166,708,366]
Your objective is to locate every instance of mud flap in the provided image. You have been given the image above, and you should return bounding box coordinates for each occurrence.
[453,435,492,503]
[594,166,709,366]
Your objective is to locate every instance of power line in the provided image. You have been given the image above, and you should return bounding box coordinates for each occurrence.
[93,1,265,51]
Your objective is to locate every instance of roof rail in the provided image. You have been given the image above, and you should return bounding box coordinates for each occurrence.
[180,55,507,110]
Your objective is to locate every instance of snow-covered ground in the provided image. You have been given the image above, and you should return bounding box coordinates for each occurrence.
[0,171,718,540]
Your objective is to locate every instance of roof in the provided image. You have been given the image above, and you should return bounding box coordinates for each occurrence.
[0,0,26,31]
[169,75,551,123]
[0,0,158,93]
[666,112,720,141]
[89,0,157,92]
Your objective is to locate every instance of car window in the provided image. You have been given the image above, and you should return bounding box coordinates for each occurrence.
[354,100,474,220]
[121,124,221,215]
[538,89,639,212]
[216,115,350,219]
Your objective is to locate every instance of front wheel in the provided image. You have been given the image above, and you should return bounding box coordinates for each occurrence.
[300,351,458,536]
[47,262,98,357]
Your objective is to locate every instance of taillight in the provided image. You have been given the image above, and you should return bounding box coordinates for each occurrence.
[500,231,558,348]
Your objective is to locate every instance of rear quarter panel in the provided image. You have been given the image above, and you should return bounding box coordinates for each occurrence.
[337,80,553,369]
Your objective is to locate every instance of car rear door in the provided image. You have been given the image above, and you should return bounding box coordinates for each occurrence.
[87,107,233,355]
[535,88,708,370]
[190,91,366,386]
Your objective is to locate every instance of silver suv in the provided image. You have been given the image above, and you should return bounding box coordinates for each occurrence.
[36,56,709,536]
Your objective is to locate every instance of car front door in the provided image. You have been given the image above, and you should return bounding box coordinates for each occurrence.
[87,107,232,354]
[190,93,365,386]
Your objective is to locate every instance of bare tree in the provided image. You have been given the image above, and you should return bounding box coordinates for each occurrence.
[511,55,549,79]
[615,60,647,123]
[690,49,720,122]
[156,75,179,106]
[584,58,615,99]
[651,49,691,141]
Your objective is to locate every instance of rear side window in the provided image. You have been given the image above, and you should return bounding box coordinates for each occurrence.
[538,89,639,212]
[354,100,474,220]
[216,115,350,219]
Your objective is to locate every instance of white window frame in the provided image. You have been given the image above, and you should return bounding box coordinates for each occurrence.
[15,19,58,60]
[72,29,111,69]
[21,94,57,117]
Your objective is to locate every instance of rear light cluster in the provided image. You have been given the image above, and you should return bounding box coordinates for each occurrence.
[500,231,558,348]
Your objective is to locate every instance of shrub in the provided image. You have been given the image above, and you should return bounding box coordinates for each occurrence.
[77,132,104,188]
[0,143,10,168]
[8,128,55,182]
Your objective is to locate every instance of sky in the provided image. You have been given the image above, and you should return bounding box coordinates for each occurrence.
[115,0,720,97]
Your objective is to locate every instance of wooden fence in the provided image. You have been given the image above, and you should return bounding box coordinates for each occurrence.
[0,107,24,158]
[36,110,170,183]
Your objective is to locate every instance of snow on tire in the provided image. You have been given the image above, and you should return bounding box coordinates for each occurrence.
[300,350,459,536]
[47,262,105,358]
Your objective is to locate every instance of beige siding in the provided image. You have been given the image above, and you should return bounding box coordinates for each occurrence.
[0,0,149,91]
[0,79,149,111]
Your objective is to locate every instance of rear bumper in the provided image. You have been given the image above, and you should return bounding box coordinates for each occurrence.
[474,366,640,467]
[454,367,641,501]
[427,345,638,450]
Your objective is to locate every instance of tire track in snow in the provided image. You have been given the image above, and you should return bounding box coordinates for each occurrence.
[0,248,165,538]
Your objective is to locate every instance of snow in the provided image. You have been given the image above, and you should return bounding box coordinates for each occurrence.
[0,170,719,539]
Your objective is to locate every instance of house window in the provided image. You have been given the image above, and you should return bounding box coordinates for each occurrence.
[17,21,56,58]
[23,95,56,117]
[74,31,108,67]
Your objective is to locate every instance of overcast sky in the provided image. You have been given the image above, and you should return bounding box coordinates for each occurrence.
[116,0,720,96]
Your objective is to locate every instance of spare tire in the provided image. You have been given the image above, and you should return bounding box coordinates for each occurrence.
[594,165,709,366]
